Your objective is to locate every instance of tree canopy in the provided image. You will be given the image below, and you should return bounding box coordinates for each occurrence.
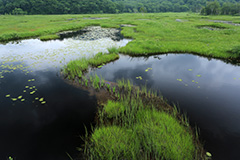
[0,0,240,15]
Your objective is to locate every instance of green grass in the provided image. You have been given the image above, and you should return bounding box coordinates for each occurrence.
[39,34,60,41]
[83,84,204,159]
[86,126,140,160]
[134,109,195,159]
[63,52,119,79]
[107,47,119,54]
[103,100,126,118]
[80,77,206,160]
[1,13,240,59]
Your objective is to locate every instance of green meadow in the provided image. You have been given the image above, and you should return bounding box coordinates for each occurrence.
[1,13,240,59]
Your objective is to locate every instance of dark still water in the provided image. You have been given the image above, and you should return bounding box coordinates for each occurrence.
[96,54,240,160]
[0,38,131,160]
[0,68,97,160]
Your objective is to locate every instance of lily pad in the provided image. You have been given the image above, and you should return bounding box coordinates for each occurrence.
[41,101,46,104]
[11,98,17,101]
[206,152,212,157]
[136,76,142,80]
[30,91,36,95]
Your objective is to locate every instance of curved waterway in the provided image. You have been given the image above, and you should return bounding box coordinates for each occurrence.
[95,54,240,160]
[0,37,131,160]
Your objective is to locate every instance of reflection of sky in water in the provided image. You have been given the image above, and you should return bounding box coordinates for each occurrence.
[96,54,240,160]
[0,37,131,159]
[0,38,131,71]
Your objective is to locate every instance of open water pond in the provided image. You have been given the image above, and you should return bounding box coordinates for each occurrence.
[95,54,240,160]
[0,37,131,160]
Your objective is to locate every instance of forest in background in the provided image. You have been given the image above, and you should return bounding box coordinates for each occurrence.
[0,0,240,15]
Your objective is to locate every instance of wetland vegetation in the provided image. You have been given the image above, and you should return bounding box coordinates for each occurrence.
[1,13,240,60]
[1,11,240,160]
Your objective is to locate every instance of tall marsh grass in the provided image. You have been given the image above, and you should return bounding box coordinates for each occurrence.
[63,52,119,80]
[82,78,206,160]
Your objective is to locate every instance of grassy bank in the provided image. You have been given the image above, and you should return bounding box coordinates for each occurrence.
[63,47,119,80]
[1,13,240,59]
[63,51,210,159]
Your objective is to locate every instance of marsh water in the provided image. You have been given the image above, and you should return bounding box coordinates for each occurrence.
[0,37,131,160]
[1,36,240,160]
[96,54,240,160]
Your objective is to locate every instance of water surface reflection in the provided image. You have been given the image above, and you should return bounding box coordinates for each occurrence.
[96,54,240,160]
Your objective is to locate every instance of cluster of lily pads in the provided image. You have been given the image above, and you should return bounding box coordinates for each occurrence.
[177,69,202,88]
[136,67,152,80]
[0,61,47,105]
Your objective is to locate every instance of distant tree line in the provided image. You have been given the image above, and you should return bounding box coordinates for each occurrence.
[0,0,240,15]
[201,1,240,15]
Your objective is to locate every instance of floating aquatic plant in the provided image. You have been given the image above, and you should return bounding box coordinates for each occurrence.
[206,152,212,157]
[30,91,36,95]
[145,67,152,72]
[136,76,142,80]
[11,98,17,101]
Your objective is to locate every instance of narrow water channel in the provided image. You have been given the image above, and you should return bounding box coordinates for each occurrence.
[0,37,131,160]
[95,54,240,160]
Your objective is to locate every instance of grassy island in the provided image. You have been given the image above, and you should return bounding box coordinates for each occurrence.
[63,49,209,159]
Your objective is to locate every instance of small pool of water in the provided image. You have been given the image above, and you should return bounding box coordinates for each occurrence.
[0,37,131,160]
[0,38,130,71]
[95,54,240,160]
